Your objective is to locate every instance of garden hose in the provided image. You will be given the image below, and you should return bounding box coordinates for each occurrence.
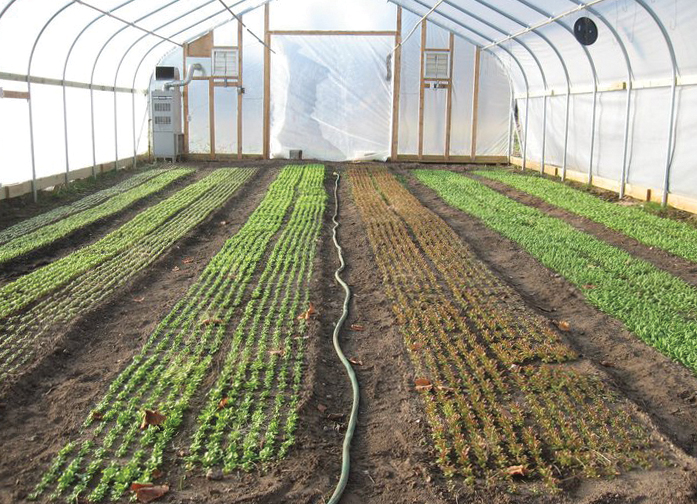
[327,172,359,504]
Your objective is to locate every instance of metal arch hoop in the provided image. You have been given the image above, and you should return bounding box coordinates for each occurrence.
[24,1,80,201]
[632,0,679,207]
[127,2,271,168]
[503,0,598,181]
[404,0,548,171]
[61,0,139,183]
[436,0,573,179]
[570,2,634,198]
[87,0,184,178]
[387,0,532,169]
[115,0,251,170]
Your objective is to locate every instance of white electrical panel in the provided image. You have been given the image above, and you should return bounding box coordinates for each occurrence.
[151,89,183,160]
[151,66,183,160]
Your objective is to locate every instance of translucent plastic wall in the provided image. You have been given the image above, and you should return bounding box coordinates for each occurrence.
[390,0,697,204]
[0,0,268,188]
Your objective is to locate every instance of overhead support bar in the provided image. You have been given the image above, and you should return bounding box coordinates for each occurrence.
[483,0,611,49]
[74,0,184,47]
[0,71,140,93]
[216,0,275,53]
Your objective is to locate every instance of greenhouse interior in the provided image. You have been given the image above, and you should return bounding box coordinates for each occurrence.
[1,0,697,503]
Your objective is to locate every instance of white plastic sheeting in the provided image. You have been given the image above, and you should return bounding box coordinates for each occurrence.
[390,0,697,203]
[270,35,394,161]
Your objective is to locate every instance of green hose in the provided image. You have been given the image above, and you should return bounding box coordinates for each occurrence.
[327,172,360,504]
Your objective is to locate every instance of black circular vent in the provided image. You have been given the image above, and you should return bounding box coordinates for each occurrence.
[574,17,598,46]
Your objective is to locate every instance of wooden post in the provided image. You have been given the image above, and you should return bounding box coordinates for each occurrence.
[237,18,244,160]
[263,3,271,160]
[470,46,481,161]
[444,33,454,160]
[418,20,426,160]
[209,78,216,160]
[390,7,402,161]
[183,43,189,155]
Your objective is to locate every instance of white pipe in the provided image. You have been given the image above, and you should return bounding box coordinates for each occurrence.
[164,63,205,89]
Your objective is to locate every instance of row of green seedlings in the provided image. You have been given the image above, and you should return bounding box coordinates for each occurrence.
[0,168,192,266]
[0,168,256,383]
[190,164,325,472]
[30,165,324,503]
[0,168,236,320]
[415,169,697,375]
[474,169,697,263]
[0,168,169,247]
[350,167,656,491]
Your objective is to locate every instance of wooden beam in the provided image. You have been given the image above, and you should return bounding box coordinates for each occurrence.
[238,17,243,160]
[390,7,402,161]
[396,154,507,164]
[0,89,29,99]
[444,33,454,161]
[263,3,271,159]
[268,30,398,36]
[209,78,216,160]
[187,32,213,57]
[470,46,481,159]
[417,19,426,160]
[183,43,189,155]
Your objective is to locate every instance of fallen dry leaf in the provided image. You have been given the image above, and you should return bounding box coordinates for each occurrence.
[327,413,345,421]
[436,385,456,393]
[217,397,229,410]
[130,483,169,503]
[91,411,104,421]
[599,360,615,368]
[151,469,163,480]
[297,302,317,320]
[171,266,180,272]
[201,318,223,326]
[583,284,597,290]
[414,378,433,392]
[350,324,365,331]
[557,320,571,332]
[348,357,363,366]
[182,257,194,264]
[317,403,327,414]
[140,410,166,430]
[506,465,527,477]
[133,297,145,303]
[130,483,153,492]
[410,342,424,352]
[268,349,285,356]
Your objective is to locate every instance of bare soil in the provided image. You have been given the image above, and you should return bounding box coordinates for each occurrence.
[0,162,696,504]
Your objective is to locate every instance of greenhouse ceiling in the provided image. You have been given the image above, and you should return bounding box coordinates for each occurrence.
[0,0,694,209]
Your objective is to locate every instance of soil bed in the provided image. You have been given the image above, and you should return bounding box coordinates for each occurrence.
[399,164,697,463]
[0,162,696,504]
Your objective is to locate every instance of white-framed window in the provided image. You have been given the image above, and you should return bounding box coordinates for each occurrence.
[212,48,239,78]
[424,50,450,80]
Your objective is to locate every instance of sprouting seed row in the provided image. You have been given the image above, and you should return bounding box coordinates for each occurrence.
[0,168,256,384]
[0,168,243,320]
[0,168,170,247]
[0,168,193,266]
[30,165,324,502]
